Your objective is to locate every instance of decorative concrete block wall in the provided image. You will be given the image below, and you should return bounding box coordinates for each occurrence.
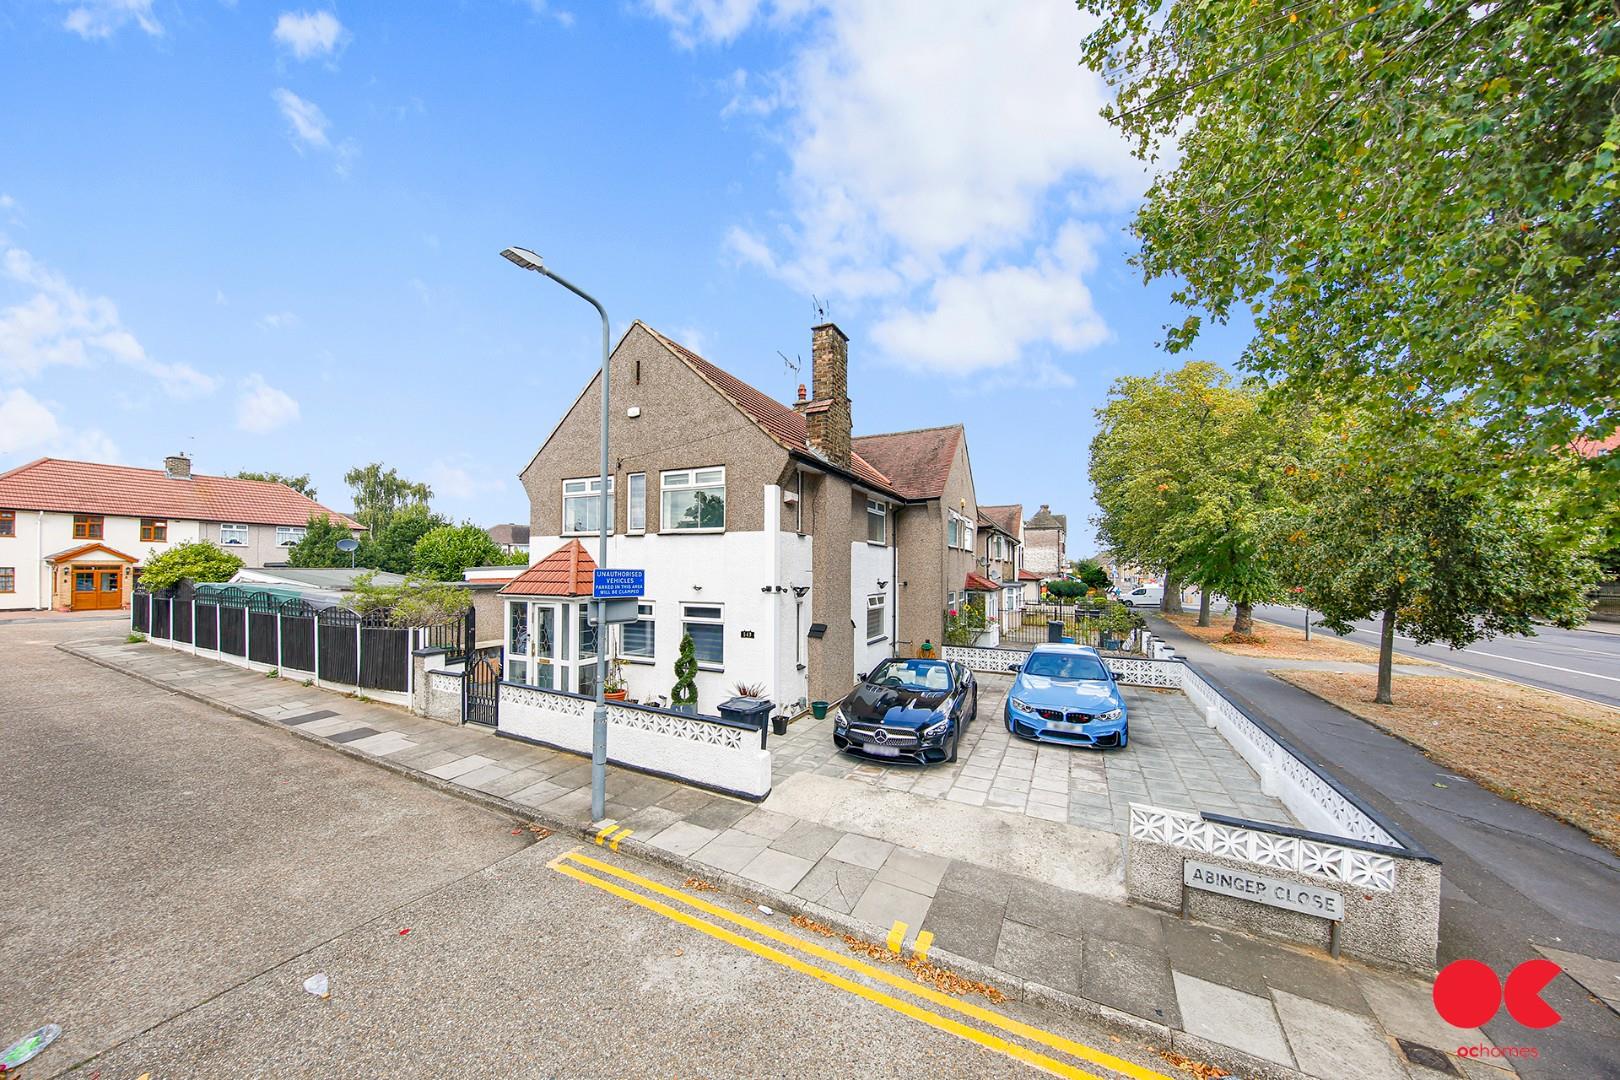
[498,683,772,800]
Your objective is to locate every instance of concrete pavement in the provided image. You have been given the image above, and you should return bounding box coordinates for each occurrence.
[40,622,1548,1078]
[1149,614,1620,1080]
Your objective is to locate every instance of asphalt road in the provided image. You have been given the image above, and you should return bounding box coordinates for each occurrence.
[1246,602,1620,709]
[1,618,1175,1080]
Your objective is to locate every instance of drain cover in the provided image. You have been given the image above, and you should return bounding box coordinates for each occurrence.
[1397,1038,1461,1076]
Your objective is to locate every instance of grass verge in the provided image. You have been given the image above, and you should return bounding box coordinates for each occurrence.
[1273,670,1620,855]
[1162,612,1436,665]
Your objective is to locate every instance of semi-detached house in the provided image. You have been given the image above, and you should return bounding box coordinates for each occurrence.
[0,455,358,612]
[505,320,989,715]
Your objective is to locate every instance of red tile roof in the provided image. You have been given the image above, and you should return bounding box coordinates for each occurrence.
[1017,569,1042,581]
[964,571,1001,592]
[638,323,902,498]
[0,458,359,528]
[499,539,597,597]
[1570,428,1620,459]
[851,425,964,501]
[978,503,1022,537]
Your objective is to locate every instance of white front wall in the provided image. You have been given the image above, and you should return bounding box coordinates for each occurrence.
[518,484,813,715]
[850,537,897,677]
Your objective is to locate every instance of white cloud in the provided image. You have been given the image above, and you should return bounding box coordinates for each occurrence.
[426,459,507,501]
[236,374,301,433]
[0,245,217,397]
[272,10,346,60]
[653,1,1146,375]
[0,387,119,460]
[255,311,300,331]
[59,0,161,39]
[272,88,359,174]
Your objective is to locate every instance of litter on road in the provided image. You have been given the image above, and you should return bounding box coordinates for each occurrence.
[302,972,330,999]
[1,1023,61,1070]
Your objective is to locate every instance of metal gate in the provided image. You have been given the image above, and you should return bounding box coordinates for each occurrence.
[464,646,501,727]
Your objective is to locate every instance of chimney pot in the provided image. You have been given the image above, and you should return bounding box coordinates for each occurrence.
[164,454,192,481]
[797,383,807,402]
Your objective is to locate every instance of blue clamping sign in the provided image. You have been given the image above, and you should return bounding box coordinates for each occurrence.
[593,568,645,599]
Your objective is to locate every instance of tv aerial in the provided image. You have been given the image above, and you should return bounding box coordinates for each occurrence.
[812,294,829,321]
[777,351,801,376]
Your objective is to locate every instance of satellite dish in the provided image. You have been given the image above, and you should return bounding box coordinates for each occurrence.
[336,538,360,553]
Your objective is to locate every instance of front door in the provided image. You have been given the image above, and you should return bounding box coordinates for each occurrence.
[71,570,97,610]
[97,568,122,609]
[72,568,122,610]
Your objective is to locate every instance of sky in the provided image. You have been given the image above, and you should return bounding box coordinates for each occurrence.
[0,0,1256,553]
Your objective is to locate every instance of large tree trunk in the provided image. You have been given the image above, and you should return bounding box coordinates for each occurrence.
[1232,601,1253,635]
[1162,569,1185,614]
[1197,588,1212,627]
[1375,606,1397,704]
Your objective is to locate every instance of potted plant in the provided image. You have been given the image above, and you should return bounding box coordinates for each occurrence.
[670,631,699,715]
[733,680,766,699]
[604,648,628,702]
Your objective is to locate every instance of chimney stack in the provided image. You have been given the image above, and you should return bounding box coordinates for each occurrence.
[164,454,192,481]
[804,323,851,468]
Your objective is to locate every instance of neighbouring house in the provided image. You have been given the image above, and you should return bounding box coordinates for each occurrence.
[486,523,531,556]
[977,503,1025,629]
[0,455,359,612]
[1018,568,1043,604]
[508,320,983,715]
[464,564,524,645]
[1023,503,1067,576]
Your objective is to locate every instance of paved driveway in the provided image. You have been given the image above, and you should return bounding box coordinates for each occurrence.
[772,673,1295,833]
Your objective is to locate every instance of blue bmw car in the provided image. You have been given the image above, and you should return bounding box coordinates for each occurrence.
[1005,644,1129,749]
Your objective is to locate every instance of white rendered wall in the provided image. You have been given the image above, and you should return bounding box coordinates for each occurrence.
[850,537,897,675]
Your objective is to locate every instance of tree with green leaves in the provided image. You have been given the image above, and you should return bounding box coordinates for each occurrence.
[1071,559,1111,592]
[344,463,432,533]
[1272,416,1602,703]
[347,572,472,626]
[138,541,243,590]
[287,515,355,568]
[410,523,505,581]
[358,505,447,575]
[671,632,699,710]
[234,471,316,498]
[1078,0,1620,499]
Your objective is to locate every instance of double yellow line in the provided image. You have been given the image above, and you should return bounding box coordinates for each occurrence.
[549,849,1172,1080]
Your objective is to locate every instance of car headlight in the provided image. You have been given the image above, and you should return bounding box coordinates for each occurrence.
[922,717,949,738]
[1010,697,1033,713]
[833,707,847,730]
[1099,707,1123,721]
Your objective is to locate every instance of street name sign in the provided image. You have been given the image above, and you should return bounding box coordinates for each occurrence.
[593,569,645,599]
[1183,860,1344,920]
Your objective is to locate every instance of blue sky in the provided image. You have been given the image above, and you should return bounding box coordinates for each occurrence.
[0,1,1254,552]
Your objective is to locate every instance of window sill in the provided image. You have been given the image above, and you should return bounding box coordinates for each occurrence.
[659,528,726,536]
[621,656,655,665]
[562,531,615,538]
[867,636,888,645]
[865,540,887,547]
[697,663,725,673]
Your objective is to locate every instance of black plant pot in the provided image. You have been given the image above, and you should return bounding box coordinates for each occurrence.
[772,715,788,736]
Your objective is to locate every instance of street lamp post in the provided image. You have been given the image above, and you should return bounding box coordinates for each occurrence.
[502,246,611,823]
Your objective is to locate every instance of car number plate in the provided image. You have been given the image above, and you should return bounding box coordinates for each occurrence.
[1045,720,1087,733]
[864,744,902,757]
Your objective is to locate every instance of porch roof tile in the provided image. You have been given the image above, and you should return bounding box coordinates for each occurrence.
[499,539,596,597]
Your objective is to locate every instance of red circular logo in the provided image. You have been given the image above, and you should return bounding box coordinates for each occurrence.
[1433,959,1502,1028]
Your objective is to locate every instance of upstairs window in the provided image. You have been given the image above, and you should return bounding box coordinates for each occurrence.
[866,500,886,544]
[662,468,726,531]
[276,525,306,547]
[946,517,958,548]
[73,514,104,540]
[0,510,14,537]
[563,477,614,535]
[140,518,168,543]
[219,523,248,546]
[627,473,646,533]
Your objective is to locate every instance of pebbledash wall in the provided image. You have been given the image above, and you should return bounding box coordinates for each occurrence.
[496,680,772,800]
[942,637,1443,972]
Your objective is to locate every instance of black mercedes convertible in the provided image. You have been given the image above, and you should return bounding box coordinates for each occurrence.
[832,657,977,764]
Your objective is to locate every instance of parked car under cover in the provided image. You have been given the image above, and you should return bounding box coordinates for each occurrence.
[833,658,977,764]
[1005,644,1129,748]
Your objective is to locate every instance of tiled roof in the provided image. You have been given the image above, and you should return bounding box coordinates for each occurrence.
[638,323,902,498]
[1570,428,1620,459]
[850,425,964,501]
[499,539,596,597]
[964,571,1001,592]
[0,458,359,528]
[1017,569,1042,581]
[978,503,1022,538]
[1026,504,1067,530]
[486,523,530,546]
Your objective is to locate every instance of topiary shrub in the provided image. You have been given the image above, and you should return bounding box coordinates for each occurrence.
[671,632,699,710]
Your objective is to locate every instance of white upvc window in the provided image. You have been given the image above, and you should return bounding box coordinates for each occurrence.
[661,467,725,532]
[220,523,248,546]
[627,473,646,533]
[866,593,886,643]
[621,602,655,660]
[563,477,614,536]
[276,525,307,547]
[946,517,958,548]
[682,603,724,668]
[866,500,886,545]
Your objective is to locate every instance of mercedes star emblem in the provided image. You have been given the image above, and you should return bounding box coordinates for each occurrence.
[872,729,888,743]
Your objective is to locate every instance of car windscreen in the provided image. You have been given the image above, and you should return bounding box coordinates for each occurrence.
[869,659,952,692]
[1023,652,1109,681]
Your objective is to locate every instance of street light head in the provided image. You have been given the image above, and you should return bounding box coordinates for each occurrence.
[500,246,546,273]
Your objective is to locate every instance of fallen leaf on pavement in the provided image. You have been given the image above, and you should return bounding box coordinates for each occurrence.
[1158,1048,1229,1079]
[790,914,836,937]
[683,877,719,892]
